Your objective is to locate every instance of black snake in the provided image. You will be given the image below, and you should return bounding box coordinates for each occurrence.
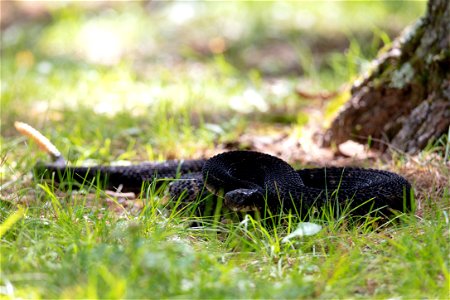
[17,122,413,216]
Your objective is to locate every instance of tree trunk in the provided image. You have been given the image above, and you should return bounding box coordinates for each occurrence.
[323,0,450,154]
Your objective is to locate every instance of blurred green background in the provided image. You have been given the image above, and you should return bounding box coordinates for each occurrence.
[1,1,426,160]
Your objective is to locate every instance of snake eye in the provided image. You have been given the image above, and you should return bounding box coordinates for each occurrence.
[224,188,263,211]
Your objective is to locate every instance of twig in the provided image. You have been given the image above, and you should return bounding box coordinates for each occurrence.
[296,83,349,101]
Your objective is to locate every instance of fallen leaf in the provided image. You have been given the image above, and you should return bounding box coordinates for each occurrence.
[282,222,322,243]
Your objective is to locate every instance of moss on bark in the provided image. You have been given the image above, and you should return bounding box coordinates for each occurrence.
[323,0,450,154]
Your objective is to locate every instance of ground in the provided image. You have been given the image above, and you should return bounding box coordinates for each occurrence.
[1,2,449,299]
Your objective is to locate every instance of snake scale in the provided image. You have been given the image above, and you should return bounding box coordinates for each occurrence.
[17,122,413,216]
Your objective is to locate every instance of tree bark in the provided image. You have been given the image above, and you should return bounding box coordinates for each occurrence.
[323,0,450,154]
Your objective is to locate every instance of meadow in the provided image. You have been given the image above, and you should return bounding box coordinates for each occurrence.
[1,2,449,298]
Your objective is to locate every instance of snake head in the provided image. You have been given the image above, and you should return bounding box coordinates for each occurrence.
[224,188,264,212]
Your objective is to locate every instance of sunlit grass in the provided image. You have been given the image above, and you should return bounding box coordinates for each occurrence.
[1,180,448,298]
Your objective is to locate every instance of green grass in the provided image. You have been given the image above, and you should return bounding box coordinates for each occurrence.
[2,2,449,299]
[1,189,448,298]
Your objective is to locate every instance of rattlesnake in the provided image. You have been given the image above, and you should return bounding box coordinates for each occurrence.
[16,122,413,216]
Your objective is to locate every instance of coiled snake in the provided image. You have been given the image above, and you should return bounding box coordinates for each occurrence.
[16,122,413,216]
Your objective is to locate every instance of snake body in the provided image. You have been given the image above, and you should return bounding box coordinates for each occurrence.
[36,151,413,215]
[15,121,412,216]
